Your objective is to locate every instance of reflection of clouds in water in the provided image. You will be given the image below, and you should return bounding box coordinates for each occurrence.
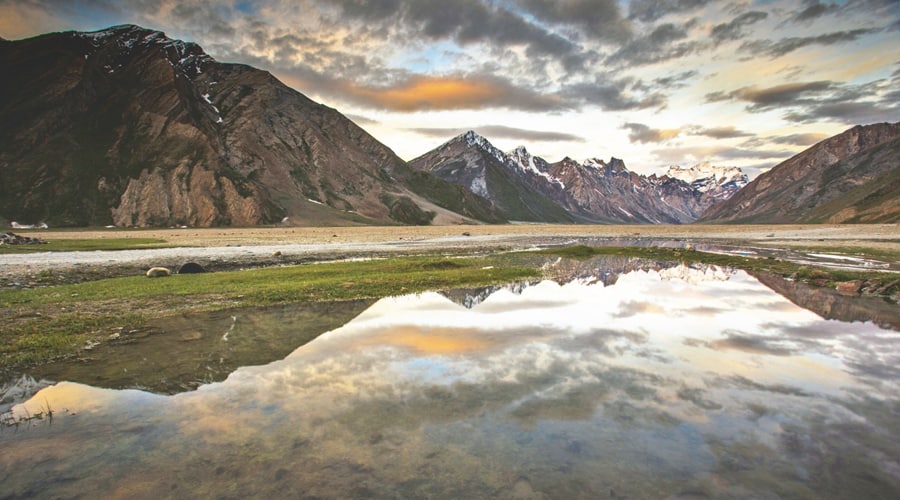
[7,267,900,498]
[186,268,892,424]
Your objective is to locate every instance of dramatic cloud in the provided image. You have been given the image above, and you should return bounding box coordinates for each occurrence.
[563,77,667,111]
[328,0,595,71]
[623,123,681,144]
[707,81,834,110]
[341,74,565,112]
[409,125,584,143]
[781,100,899,125]
[708,80,900,125]
[768,133,829,146]
[606,22,701,66]
[742,28,879,58]
[515,0,632,41]
[792,0,840,22]
[628,0,712,23]
[623,123,754,146]
[650,70,698,89]
[711,11,768,42]
[687,126,754,139]
[0,0,895,174]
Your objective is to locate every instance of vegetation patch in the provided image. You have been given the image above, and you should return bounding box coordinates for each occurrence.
[379,193,436,225]
[2,241,897,379]
[0,237,170,253]
[0,255,537,375]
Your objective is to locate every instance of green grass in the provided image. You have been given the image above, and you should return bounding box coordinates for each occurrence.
[3,244,897,376]
[0,237,171,253]
[0,255,538,372]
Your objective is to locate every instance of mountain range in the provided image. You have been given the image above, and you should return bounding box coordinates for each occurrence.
[409,131,747,224]
[0,24,502,227]
[701,122,900,224]
[1,24,896,228]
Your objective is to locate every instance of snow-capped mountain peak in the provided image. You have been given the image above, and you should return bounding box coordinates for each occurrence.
[78,24,214,78]
[665,162,746,185]
[508,145,564,188]
[583,158,608,169]
[412,131,751,224]
[665,162,748,200]
[459,130,509,164]
[462,130,487,148]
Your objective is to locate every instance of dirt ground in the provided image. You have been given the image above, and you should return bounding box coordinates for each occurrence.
[2,224,897,288]
[23,223,900,248]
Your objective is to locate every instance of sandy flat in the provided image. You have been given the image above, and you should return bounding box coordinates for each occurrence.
[2,224,897,284]
[20,223,900,247]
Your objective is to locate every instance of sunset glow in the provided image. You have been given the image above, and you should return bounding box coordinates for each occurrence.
[3,0,897,177]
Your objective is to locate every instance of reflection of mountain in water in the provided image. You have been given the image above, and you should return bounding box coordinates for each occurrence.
[440,255,736,308]
[9,299,374,395]
[439,281,538,309]
[752,271,900,331]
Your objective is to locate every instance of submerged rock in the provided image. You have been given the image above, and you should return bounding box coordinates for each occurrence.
[835,280,863,296]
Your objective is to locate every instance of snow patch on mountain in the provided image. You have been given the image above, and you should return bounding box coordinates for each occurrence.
[666,162,747,191]
[77,24,213,77]
[508,146,564,188]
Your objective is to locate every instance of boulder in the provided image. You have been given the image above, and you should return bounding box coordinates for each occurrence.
[178,262,205,274]
[146,267,171,278]
[0,232,48,245]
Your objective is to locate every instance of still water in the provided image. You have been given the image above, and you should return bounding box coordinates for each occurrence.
[2,258,899,498]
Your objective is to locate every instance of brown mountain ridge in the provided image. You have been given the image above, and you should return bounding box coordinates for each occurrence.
[700,122,900,224]
[0,25,503,227]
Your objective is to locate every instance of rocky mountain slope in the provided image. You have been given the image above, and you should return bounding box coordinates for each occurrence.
[408,132,574,223]
[410,131,746,223]
[665,162,748,202]
[701,122,900,224]
[0,25,503,227]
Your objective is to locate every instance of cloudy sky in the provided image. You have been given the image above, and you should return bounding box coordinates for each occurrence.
[2,0,898,177]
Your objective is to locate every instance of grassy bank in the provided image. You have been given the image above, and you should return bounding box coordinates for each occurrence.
[2,244,897,377]
[0,255,538,372]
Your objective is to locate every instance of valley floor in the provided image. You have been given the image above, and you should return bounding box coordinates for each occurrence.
[15,222,900,247]
[2,224,898,283]
[0,223,895,292]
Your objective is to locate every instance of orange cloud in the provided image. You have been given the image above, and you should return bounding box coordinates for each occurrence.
[363,326,490,354]
[277,73,564,112]
[351,76,510,111]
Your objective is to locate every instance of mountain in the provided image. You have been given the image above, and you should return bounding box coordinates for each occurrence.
[408,131,574,222]
[700,122,900,224]
[665,162,748,201]
[410,131,745,223]
[0,25,503,227]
